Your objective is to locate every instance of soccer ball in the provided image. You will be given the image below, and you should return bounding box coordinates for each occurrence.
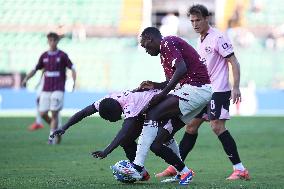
[111,160,137,183]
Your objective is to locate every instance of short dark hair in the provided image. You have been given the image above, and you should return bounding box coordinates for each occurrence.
[187,4,210,18]
[99,98,122,121]
[47,32,60,40]
[141,27,162,39]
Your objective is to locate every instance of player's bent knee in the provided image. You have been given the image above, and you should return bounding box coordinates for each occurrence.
[210,120,226,135]
[185,124,198,134]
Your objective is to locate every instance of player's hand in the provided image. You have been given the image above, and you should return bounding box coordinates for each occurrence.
[132,81,154,92]
[50,129,65,138]
[231,87,241,104]
[91,150,108,159]
[139,80,154,90]
[21,79,27,87]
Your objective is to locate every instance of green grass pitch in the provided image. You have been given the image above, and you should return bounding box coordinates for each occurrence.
[1,116,284,188]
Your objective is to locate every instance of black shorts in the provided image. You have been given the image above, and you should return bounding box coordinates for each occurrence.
[195,91,231,120]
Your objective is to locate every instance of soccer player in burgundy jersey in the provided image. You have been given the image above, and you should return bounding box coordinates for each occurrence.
[22,32,76,145]
[157,4,250,181]
[116,27,212,185]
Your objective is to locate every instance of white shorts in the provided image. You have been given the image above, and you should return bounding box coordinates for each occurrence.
[170,84,212,124]
[39,91,64,112]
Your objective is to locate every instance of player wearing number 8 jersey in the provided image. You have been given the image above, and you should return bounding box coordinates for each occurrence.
[156,4,250,180]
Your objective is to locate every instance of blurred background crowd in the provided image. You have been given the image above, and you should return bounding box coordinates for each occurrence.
[0,0,283,115]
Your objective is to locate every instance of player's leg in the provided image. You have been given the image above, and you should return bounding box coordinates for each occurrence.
[155,117,204,178]
[209,92,249,180]
[150,119,188,171]
[129,96,193,184]
[50,110,60,143]
[35,97,44,127]
[150,118,194,185]
[58,111,62,128]
[41,113,51,125]
[120,118,143,162]
[132,95,180,171]
[39,92,52,125]
[120,117,151,181]
[38,91,55,143]
[49,91,64,144]
[28,97,44,131]
[156,84,212,177]
[181,117,204,161]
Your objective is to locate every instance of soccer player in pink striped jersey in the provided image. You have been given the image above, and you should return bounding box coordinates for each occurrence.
[157,4,250,180]
[50,89,168,182]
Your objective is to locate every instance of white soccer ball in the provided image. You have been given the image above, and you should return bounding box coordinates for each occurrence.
[111,160,137,183]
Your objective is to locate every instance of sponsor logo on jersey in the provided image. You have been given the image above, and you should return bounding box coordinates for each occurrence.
[205,46,212,53]
[45,71,60,77]
[43,58,49,63]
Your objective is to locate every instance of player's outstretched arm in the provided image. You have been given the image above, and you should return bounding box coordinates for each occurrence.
[50,105,97,138]
[21,69,37,86]
[92,118,138,159]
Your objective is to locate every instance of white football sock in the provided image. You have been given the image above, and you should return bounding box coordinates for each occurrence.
[164,138,182,160]
[49,129,55,140]
[35,109,42,124]
[233,162,245,171]
[58,112,62,128]
[133,120,158,167]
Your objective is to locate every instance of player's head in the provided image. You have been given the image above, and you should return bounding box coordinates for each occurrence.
[99,98,122,122]
[47,32,60,51]
[140,27,162,56]
[187,4,210,35]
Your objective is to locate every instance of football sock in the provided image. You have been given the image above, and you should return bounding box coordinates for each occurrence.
[233,162,245,171]
[49,129,55,140]
[179,132,198,161]
[152,142,185,172]
[35,109,42,125]
[164,138,182,160]
[58,112,62,128]
[218,130,241,165]
[133,120,158,167]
